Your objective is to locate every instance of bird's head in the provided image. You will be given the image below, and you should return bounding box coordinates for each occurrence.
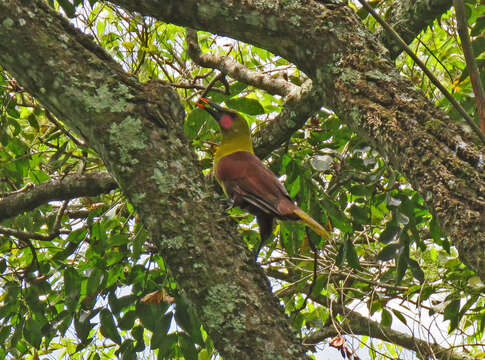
[196,97,249,136]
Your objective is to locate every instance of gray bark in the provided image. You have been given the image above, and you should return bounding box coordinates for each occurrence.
[0,2,307,359]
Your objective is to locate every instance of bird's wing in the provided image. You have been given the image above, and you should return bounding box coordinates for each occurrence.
[216,151,296,218]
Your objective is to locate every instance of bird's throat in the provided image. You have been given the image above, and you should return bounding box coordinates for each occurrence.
[214,133,254,167]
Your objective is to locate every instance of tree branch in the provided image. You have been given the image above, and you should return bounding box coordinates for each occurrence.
[453,0,485,134]
[0,172,117,222]
[375,0,453,60]
[186,28,325,159]
[268,268,474,360]
[357,0,485,143]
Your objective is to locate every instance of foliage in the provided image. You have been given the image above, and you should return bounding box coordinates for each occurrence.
[0,0,484,359]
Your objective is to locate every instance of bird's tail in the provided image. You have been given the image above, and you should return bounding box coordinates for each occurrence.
[293,208,330,239]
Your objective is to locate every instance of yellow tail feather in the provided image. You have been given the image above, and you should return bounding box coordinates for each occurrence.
[293,208,330,239]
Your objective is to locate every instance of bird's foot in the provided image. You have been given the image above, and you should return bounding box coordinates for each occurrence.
[225,198,235,211]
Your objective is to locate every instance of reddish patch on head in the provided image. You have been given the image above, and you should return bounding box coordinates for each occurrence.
[220,114,234,130]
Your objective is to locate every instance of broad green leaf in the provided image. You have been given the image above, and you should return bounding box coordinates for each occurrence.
[335,241,346,266]
[136,302,162,332]
[345,238,361,270]
[379,225,400,244]
[132,326,145,352]
[184,108,214,140]
[225,97,265,115]
[175,297,203,344]
[408,258,425,283]
[118,310,137,330]
[100,309,122,345]
[157,333,178,357]
[444,299,461,333]
[392,309,407,325]
[23,317,42,348]
[150,312,173,349]
[395,249,409,285]
[381,309,392,327]
[349,204,370,224]
[377,243,401,261]
[180,334,198,360]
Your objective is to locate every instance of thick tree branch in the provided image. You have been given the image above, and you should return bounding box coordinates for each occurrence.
[186,28,298,97]
[107,0,485,281]
[0,2,307,359]
[375,0,453,60]
[0,172,117,222]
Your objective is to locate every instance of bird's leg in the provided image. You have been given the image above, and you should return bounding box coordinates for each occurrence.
[225,198,235,211]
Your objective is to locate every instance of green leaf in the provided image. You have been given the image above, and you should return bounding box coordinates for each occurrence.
[184,108,214,140]
[377,243,401,261]
[180,334,198,360]
[335,241,346,266]
[86,267,105,295]
[58,0,76,18]
[289,176,301,198]
[198,349,211,360]
[27,113,40,131]
[23,317,42,348]
[175,297,203,344]
[100,309,121,345]
[321,196,352,232]
[444,299,461,333]
[225,97,265,115]
[157,333,178,357]
[119,339,136,360]
[0,258,6,274]
[132,326,145,352]
[345,238,361,270]
[391,309,407,325]
[64,268,82,307]
[74,313,95,344]
[408,258,425,283]
[136,302,162,332]
[119,310,137,330]
[395,249,409,285]
[381,309,392,327]
[150,312,173,349]
[379,225,400,244]
[350,205,370,225]
[395,211,409,225]
[109,234,130,246]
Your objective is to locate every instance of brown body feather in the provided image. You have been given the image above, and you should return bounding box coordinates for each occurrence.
[216,151,300,240]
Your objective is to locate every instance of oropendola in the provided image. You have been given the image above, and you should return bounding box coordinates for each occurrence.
[196,98,330,256]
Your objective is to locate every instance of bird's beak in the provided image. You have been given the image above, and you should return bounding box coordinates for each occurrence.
[196,97,225,120]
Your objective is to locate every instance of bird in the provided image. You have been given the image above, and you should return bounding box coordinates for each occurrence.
[196,97,330,256]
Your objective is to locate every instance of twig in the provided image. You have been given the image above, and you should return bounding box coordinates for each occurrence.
[356,0,485,143]
[292,228,319,314]
[45,110,87,147]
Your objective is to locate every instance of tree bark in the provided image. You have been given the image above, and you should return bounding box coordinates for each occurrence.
[375,0,453,59]
[107,0,485,281]
[0,2,307,359]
